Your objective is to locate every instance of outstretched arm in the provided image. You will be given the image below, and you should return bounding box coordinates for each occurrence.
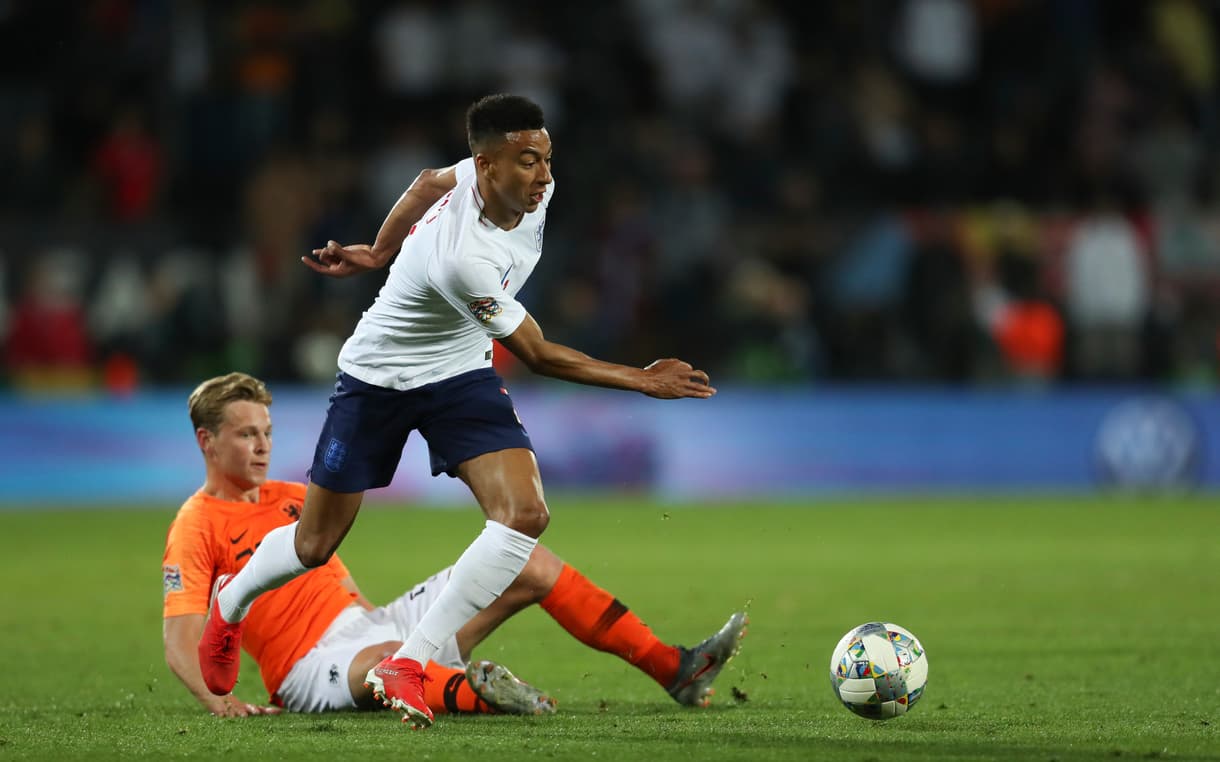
[164,614,281,717]
[302,164,461,277]
[499,314,716,399]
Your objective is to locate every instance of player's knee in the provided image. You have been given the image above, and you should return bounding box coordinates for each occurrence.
[294,532,337,568]
[499,498,549,539]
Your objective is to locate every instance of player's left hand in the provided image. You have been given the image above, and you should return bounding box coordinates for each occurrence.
[208,693,282,717]
[302,240,382,278]
[641,358,716,399]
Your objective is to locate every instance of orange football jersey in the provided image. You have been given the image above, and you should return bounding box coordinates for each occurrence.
[162,481,357,697]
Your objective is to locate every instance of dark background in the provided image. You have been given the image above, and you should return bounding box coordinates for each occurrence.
[3,0,1218,392]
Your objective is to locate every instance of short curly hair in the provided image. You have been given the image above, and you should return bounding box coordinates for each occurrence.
[466,94,546,152]
[188,372,272,433]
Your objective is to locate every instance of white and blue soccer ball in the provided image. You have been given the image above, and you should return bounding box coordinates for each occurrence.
[829,622,928,720]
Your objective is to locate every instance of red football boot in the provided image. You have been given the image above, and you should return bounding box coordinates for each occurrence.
[365,656,434,729]
[197,574,247,696]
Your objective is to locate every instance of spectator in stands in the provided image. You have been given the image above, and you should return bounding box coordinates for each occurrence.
[1063,195,1151,379]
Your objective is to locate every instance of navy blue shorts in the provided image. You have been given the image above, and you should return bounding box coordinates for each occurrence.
[308,368,533,493]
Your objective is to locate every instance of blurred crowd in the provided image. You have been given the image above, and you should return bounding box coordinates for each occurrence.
[2,0,1220,392]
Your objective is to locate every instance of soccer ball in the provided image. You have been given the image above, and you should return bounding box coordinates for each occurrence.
[829,622,928,720]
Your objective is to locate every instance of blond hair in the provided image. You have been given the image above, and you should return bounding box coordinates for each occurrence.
[188,372,272,433]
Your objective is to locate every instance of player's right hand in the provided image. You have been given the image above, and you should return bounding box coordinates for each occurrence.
[207,693,282,718]
[302,240,382,278]
[641,358,716,399]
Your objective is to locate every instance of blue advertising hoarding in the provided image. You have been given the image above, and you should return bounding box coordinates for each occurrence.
[1,386,1216,506]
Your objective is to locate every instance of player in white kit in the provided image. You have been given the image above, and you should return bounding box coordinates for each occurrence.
[198,95,717,729]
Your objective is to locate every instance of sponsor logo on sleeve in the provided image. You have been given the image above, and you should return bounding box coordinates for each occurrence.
[468,297,503,323]
[163,564,183,597]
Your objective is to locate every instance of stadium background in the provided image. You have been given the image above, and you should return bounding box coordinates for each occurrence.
[1,0,1219,500]
[3,8,1220,760]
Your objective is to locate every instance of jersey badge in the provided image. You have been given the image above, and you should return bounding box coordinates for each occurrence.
[468,297,503,323]
[162,564,183,597]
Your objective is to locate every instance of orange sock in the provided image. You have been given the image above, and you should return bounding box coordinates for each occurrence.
[540,564,680,688]
[422,663,494,714]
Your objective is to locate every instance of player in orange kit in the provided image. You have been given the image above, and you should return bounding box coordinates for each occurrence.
[164,372,746,717]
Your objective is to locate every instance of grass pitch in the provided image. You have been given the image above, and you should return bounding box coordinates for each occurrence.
[0,495,1217,761]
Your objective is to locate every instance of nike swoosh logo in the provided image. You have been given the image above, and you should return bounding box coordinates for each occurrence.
[229,530,248,545]
[675,655,717,689]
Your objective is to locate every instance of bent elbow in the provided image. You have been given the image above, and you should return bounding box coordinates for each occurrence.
[414,167,441,185]
[415,166,455,196]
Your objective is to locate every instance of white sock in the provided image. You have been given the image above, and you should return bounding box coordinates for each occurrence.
[393,520,538,664]
[217,523,308,622]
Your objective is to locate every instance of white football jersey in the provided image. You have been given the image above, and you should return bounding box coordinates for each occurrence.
[337,158,553,390]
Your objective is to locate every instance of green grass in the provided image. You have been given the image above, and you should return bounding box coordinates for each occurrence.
[0,495,1218,760]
